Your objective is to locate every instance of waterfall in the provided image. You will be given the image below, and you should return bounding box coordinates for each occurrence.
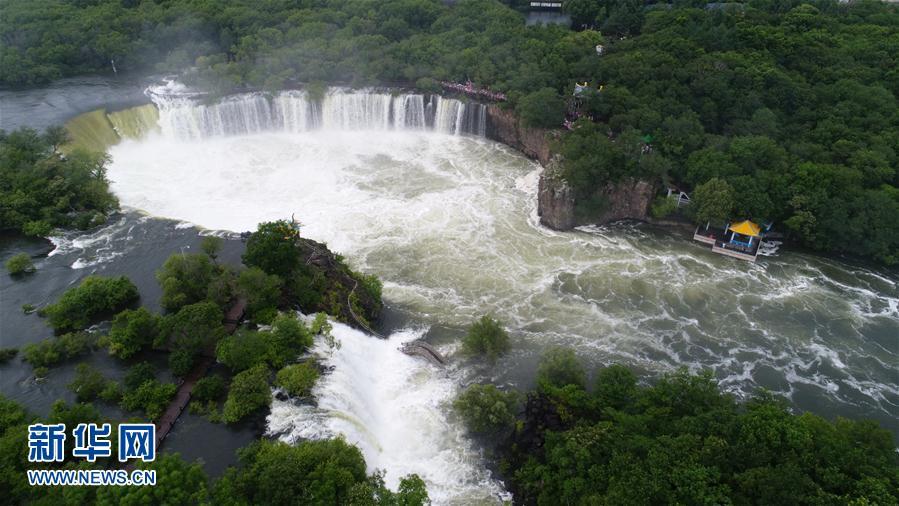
[273,90,313,133]
[392,94,426,130]
[148,85,487,140]
[266,322,507,503]
[432,96,487,137]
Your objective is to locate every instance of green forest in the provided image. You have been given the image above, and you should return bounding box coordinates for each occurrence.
[454,347,899,505]
[2,0,898,263]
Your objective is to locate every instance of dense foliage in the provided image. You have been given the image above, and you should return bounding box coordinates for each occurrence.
[243,220,382,324]
[242,220,302,279]
[0,348,18,363]
[103,307,161,359]
[213,439,429,505]
[68,363,119,403]
[0,128,117,236]
[556,2,899,263]
[216,313,314,372]
[494,356,899,505]
[275,362,320,398]
[222,363,271,423]
[461,315,510,359]
[22,331,95,371]
[453,383,518,435]
[156,252,222,312]
[41,275,139,332]
[237,266,283,323]
[5,253,34,275]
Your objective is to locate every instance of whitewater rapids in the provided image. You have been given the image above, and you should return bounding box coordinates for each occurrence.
[103,88,899,503]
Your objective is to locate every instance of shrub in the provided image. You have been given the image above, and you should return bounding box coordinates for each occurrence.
[120,379,176,420]
[242,220,301,278]
[0,348,17,363]
[216,330,270,373]
[5,253,34,275]
[21,304,35,314]
[462,316,510,359]
[212,439,368,505]
[193,375,227,403]
[160,301,226,376]
[453,384,518,434]
[68,363,109,402]
[105,307,161,359]
[223,364,271,423]
[537,347,586,390]
[124,362,156,392]
[42,276,139,332]
[237,267,282,322]
[22,332,95,369]
[650,195,678,219]
[201,236,223,260]
[268,313,314,367]
[275,363,319,398]
[99,382,122,403]
[156,253,220,312]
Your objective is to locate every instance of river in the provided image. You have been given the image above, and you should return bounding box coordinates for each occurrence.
[1,79,897,504]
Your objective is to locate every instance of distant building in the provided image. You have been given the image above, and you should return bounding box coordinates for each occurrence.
[529,1,563,9]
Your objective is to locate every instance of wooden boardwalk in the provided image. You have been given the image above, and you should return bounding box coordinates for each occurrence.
[153,298,247,450]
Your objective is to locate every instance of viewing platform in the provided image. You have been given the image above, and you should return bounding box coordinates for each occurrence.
[694,220,766,262]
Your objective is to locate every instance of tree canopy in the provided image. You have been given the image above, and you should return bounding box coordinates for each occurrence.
[0,128,117,236]
[499,356,899,505]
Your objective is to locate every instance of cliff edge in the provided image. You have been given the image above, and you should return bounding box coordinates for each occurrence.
[486,104,655,230]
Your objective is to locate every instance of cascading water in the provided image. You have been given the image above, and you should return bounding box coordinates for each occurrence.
[154,93,277,139]
[272,90,315,133]
[393,94,427,130]
[148,85,487,139]
[267,324,507,504]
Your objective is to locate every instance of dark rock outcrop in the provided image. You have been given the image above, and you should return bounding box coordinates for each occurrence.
[537,158,575,230]
[294,237,381,329]
[591,178,656,225]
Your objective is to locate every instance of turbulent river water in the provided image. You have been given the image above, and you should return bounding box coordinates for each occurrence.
[2,79,898,504]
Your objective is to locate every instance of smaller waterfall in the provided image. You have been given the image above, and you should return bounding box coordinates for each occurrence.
[321,89,393,131]
[273,90,313,133]
[392,94,426,130]
[432,96,487,137]
[155,93,277,139]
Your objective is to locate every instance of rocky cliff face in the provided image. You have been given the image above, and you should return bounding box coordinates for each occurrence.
[486,104,656,230]
[591,178,656,225]
[486,104,553,165]
[537,158,576,230]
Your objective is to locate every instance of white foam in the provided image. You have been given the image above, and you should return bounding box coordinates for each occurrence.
[267,322,506,504]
